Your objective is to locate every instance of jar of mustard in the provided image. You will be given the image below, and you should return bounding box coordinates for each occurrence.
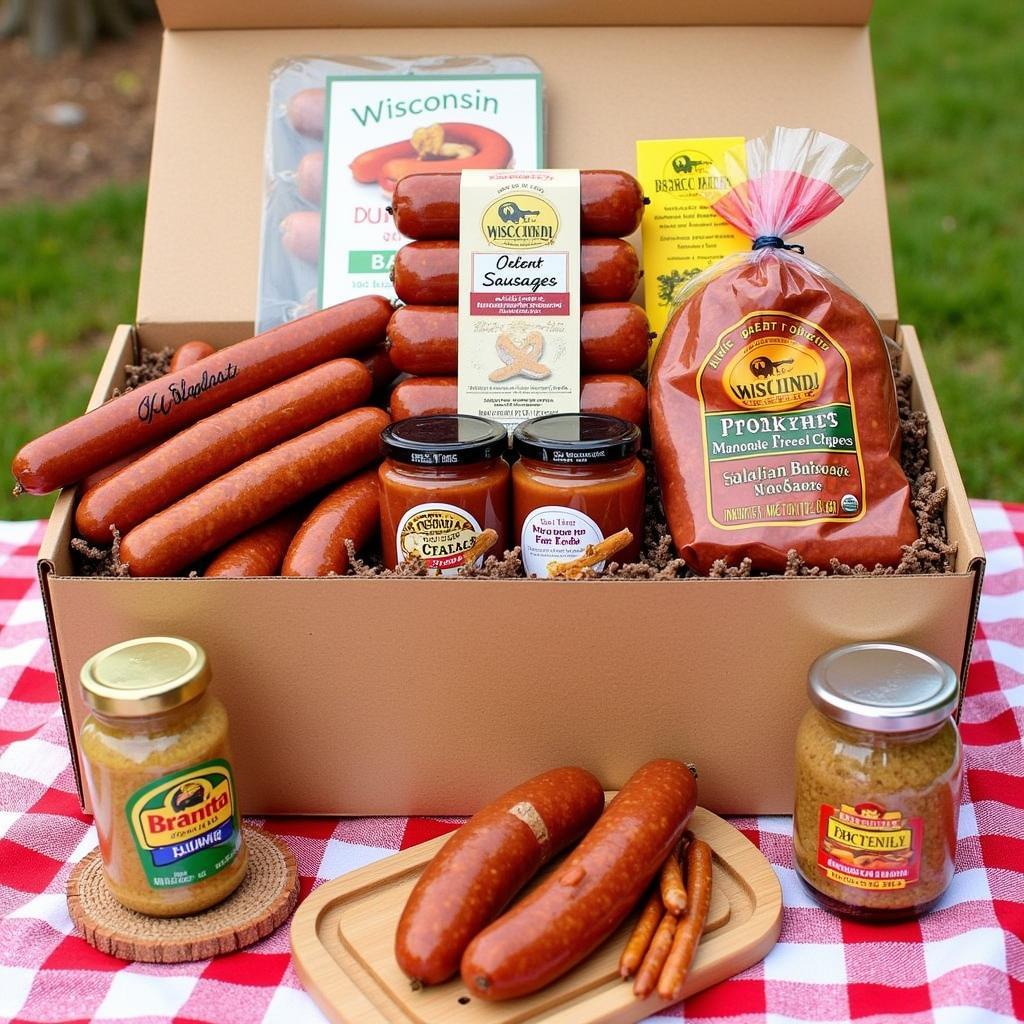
[793,643,962,920]
[79,637,247,917]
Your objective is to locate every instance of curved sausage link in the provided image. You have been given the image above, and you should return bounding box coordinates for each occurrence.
[119,407,389,577]
[12,295,392,495]
[460,759,697,1001]
[395,766,605,986]
[390,170,645,239]
[281,469,380,577]
[388,374,647,429]
[75,359,372,544]
[387,303,650,376]
[392,239,640,306]
[203,509,306,577]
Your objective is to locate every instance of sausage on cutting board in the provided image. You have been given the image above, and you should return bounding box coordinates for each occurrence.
[395,766,605,986]
[461,759,697,1001]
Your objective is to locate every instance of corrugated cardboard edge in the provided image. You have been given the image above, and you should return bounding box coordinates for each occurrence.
[901,325,985,710]
[37,325,136,811]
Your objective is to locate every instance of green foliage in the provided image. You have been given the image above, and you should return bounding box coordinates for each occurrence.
[874,0,1024,501]
[0,183,145,519]
[0,0,156,58]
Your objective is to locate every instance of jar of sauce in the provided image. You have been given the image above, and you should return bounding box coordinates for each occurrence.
[793,643,962,920]
[378,415,510,575]
[79,637,247,917]
[512,413,644,578]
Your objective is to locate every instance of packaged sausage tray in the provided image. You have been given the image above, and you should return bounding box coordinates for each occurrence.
[37,0,984,816]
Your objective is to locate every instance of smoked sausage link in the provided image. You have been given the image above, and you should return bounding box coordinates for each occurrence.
[12,295,392,495]
[75,359,373,544]
[202,509,306,577]
[460,759,697,1001]
[119,407,389,577]
[360,342,400,390]
[395,767,605,986]
[281,469,380,577]
[388,375,647,428]
[391,170,645,240]
[387,303,650,377]
[169,340,216,373]
[392,239,640,306]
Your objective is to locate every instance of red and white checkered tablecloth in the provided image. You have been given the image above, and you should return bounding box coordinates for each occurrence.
[1,505,1022,1024]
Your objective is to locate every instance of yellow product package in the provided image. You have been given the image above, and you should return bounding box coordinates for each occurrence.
[636,137,749,349]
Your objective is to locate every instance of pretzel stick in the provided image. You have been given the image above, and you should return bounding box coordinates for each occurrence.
[656,839,713,1000]
[619,888,664,979]
[460,528,498,566]
[660,840,688,915]
[546,528,633,579]
[632,910,677,998]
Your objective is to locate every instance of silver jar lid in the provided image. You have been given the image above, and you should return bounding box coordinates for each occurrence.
[808,643,959,732]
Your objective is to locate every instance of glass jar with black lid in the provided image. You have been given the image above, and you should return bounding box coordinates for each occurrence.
[378,415,509,576]
[512,413,644,578]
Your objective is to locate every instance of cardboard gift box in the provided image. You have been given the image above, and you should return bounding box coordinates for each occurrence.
[37,0,984,815]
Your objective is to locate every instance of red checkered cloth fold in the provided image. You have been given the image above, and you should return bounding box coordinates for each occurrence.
[1,507,1021,1024]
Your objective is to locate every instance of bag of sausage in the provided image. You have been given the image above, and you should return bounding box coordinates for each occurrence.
[650,127,918,575]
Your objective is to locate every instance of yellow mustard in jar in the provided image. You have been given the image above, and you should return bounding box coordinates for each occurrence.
[79,637,248,917]
[793,643,962,920]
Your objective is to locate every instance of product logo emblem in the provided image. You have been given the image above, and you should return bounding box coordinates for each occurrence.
[725,339,825,412]
[127,761,237,871]
[671,152,711,175]
[482,193,558,249]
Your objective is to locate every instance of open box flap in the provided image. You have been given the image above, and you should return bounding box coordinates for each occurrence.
[155,1,874,31]
[138,13,898,332]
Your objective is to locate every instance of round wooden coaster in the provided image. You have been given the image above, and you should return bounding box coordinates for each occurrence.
[67,826,299,963]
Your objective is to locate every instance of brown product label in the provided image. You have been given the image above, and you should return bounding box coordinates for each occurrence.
[696,310,866,529]
[816,801,923,891]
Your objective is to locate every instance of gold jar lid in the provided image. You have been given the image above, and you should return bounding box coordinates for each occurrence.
[80,637,210,717]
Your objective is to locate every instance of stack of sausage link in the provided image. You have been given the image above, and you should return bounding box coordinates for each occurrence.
[385,170,653,427]
[11,296,401,578]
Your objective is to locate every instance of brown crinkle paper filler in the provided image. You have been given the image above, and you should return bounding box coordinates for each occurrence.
[74,356,953,581]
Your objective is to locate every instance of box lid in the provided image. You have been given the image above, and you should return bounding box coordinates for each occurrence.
[156,1,873,30]
[140,2,898,332]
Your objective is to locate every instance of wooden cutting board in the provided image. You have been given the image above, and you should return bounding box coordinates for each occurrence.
[291,806,782,1024]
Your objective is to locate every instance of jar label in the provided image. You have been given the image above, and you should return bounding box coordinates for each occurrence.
[125,758,241,890]
[816,801,923,890]
[521,505,604,578]
[397,502,485,576]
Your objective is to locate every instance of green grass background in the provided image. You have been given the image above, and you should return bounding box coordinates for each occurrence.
[1,0,1022,520]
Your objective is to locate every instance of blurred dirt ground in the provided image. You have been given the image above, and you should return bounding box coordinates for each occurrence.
[0,21,160,204]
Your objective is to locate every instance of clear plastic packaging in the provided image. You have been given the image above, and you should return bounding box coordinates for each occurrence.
[257,55,544,333]
[650,126,919,574]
